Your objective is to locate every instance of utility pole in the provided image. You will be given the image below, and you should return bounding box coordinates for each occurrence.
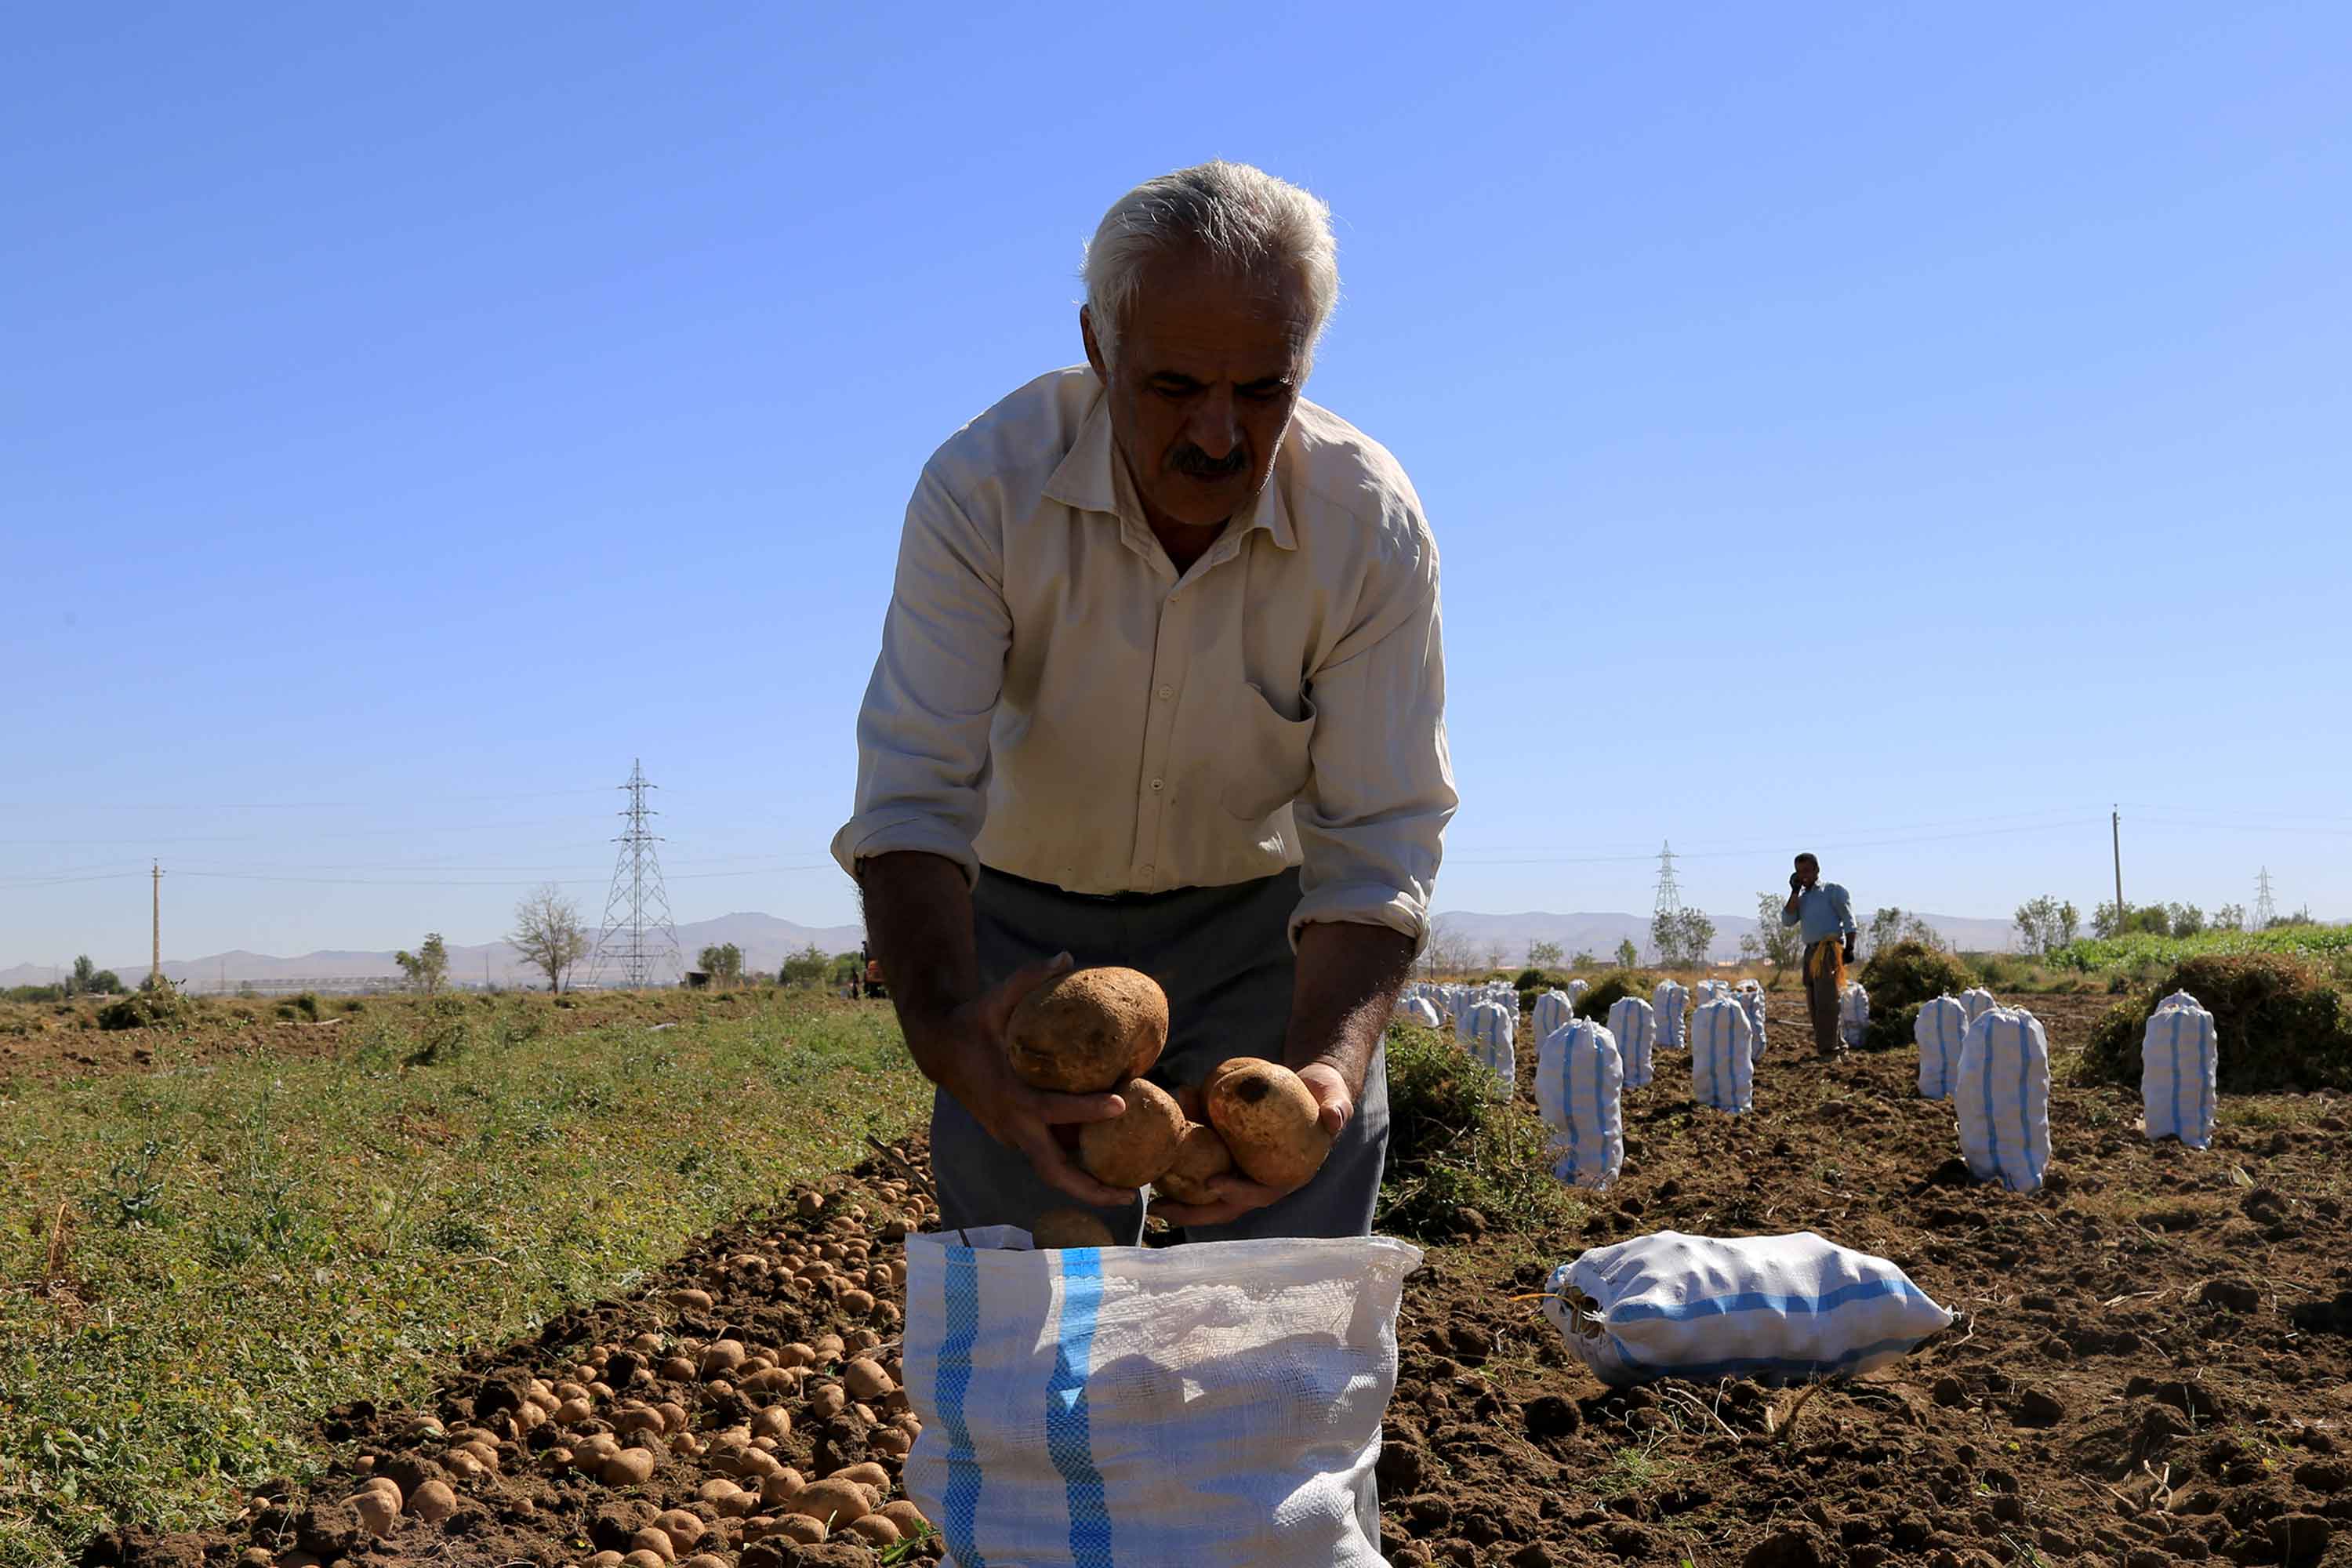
[151,860,164,988]
[2110,808,2124,933]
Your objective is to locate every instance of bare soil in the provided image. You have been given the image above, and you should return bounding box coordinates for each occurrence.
[82,991,2352,1568]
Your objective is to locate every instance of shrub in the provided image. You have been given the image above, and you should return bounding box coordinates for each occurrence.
[1861,1000,1924,1054]
[1568,968,1664,1026]
[96,989,198,1033]
[1377,1021,1572,1243]
[1859,941,1973,1014]
[2080,951,2352,1093]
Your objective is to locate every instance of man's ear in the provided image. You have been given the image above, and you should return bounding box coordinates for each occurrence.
[1080,307,1108,381]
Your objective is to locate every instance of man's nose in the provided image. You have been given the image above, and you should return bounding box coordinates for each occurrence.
[1186,386,1240,459]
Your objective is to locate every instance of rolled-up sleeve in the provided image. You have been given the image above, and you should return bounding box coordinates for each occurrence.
[1289,514,1457,951]
[829,469,1009,886]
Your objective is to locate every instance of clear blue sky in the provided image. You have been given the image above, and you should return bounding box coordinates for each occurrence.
[5,3,2348,970]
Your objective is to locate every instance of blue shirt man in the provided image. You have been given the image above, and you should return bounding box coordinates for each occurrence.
[1780,852,1857,1057]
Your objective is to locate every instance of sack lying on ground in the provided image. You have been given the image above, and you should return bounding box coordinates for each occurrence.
[1532,989,1573,1042]
[1466,1000,1515,1096]
[1692,998,1754,1113]
[904,1227,1421,1567]
[1960,986,1997,1024]
[2143,990,2218,1149]
[1541,1229,1954,1386]
[1955,1007,2052,1193]
[1537,1019,1624,1190]
[1607,996,1657,1089]
[1399,995,1442,1029]
[1915,995,1966,1101]
[1653,980,1690,1051]
[1839,983,1869,1051]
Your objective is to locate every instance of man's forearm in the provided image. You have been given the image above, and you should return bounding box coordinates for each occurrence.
[858,851,980,1079]
[1283,920,1417,1093]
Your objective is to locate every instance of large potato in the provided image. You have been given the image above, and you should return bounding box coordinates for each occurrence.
[1077,1078,1185,1188]
[1029,1209,1116,1249]
[1006,967,1168,1092]
[1204,1058,1331,1189]
[1152,1121,1235,1205]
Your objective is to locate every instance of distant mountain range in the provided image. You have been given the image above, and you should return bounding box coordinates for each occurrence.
[0,912,866,993]
[0,906,2026,992]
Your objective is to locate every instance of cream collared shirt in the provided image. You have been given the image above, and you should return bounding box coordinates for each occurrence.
[831,367,1456,948]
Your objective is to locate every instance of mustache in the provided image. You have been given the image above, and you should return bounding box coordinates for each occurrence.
[1170,444,1249,479]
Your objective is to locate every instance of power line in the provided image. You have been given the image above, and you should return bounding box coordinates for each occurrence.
[588,760,681,989]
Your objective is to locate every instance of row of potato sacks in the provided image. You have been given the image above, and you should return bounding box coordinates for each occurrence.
[1511,983,2223,1199]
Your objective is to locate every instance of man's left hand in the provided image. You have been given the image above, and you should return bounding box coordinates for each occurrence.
[1148,1062,1354,1229]
[1843,936,1859,965]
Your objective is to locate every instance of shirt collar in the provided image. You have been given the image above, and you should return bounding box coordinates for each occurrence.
[1044,387,1297,551]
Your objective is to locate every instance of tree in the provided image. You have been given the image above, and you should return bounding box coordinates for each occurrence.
[510,885,590,993]
[696,942,745,988]
[2166,903,2206,938]
[2011,896,2082,958]
[1864,907,1944,960]
[395,932,450,995]
[1421,918,1478,980]
[1649,908,1715,970]
[1751,894,1803,982]
[1615,938,1639,969]
[2214,903,2246,933]
[64,955,125,996]
[780,943,830,988]
[1526,940,1564,970]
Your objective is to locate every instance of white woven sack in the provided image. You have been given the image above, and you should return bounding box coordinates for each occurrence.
[1691,998,1753,1113]
[1465,1000,1515,1096]
[1960,986,1997,1024]
[1540,1230,1955,1386]
[1536,1020,1624,1189]
[1653,981,1690,1051]
[903,1228,1422,1568]
[1915,995,1966,1101]
[1607,996,1657,1089]
[1399,996,1441,1030]
[1839,983,1869,1051]
[1452,997,1475,1043]
[1955,1007,2052,1193]
[2142,993,2218,1149]
[1532,990,1573,1042]
[1737,986,1768,1060]
[1566,978,1590,1007]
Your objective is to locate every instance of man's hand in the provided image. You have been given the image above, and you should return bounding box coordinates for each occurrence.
[1790,871,1804,892]
[905,952,1138,1210]
[1843,935,1859,966]
[1149,1062,1354,1228]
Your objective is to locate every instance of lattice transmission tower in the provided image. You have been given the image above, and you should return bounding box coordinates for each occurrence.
[1648,840,1684,963]
[589,759,681,989]
[2254,867,2277,931]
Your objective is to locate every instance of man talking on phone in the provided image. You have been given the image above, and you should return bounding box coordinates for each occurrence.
[1780,852,1857,1058]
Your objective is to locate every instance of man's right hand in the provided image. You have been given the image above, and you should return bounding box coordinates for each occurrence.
[905,952,1139,1210]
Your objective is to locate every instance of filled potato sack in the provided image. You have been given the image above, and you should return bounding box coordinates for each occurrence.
[1915,994,1966,1101]
[1691,997,1753,1114]
[1652,980,1690,1051]
[1464,1000,1515,1098]
[1955,1007,2052,1193]
[1535,1020,1623,1190]
[2142,990,2218,1149]
[1606,996,1657,1089]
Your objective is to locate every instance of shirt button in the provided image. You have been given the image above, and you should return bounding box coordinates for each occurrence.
[1140,864,1156,879]
[1156,685,1172,700]
[1149,778,1163,792]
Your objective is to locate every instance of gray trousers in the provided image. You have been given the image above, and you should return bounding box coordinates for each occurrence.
[931,866,1391,1246]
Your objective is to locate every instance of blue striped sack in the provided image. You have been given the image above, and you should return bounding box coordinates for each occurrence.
[1607,996,1657,1089]
[1653,981,1689,1051]
[2142,992,2217,1149]
[1915,995,1966,1101]
[1838,983,1869,1051]
[902,1228,1422,1567]
[1691,998,1753,1113]
[1955,1007,2052,1193]
[1466,1000,1515,1097]
[1541,1230,1954,1387]
[1536,1020,1624,1190]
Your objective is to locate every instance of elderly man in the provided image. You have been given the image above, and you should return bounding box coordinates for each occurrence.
[1780,852,1859,1058]
[832,162,1455,1244]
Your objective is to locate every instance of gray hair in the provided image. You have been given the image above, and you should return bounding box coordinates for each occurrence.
[1082,161,1339,368]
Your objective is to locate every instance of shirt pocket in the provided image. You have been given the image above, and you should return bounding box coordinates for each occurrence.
[1220,681,1317,822]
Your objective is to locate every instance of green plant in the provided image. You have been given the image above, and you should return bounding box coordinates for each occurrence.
[95,989,198,1033]
[1573,968,1666,1025]
[1376,1021,1573,1242]
[2078,951,2351,1093]
[1859,941,1973,1014]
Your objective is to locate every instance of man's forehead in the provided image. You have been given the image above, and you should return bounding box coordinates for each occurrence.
[1123,258,1312,367]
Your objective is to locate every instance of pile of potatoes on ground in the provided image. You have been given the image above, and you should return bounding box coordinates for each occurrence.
[1010,967,1334,1242]
[266,1175,950,1568]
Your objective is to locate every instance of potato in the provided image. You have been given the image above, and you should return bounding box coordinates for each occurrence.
[1029,1209,1116,1249]
[848,1515,902,1546]
[880,1501,931,1537]
[626,1526,677,1563]
[842,1357,895,1401]
[1006,967,1169,1092]
[352,1488,400,1538]
[1077,1077,1185,1188]
[1204,1058,1331,1189]
[775,1515,827,1544]
[601,1447,659,1486]
[653,1510,705,1552]
[758,1468,806,1507]
[833,1461,891,1492]
[622,1553,667,1568]
[750,1405,791,1440]
[666,1287,713,1311]
[406,1479,458,1523]
[1153,1121,1236,1205]
[786,1476,875,1526]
